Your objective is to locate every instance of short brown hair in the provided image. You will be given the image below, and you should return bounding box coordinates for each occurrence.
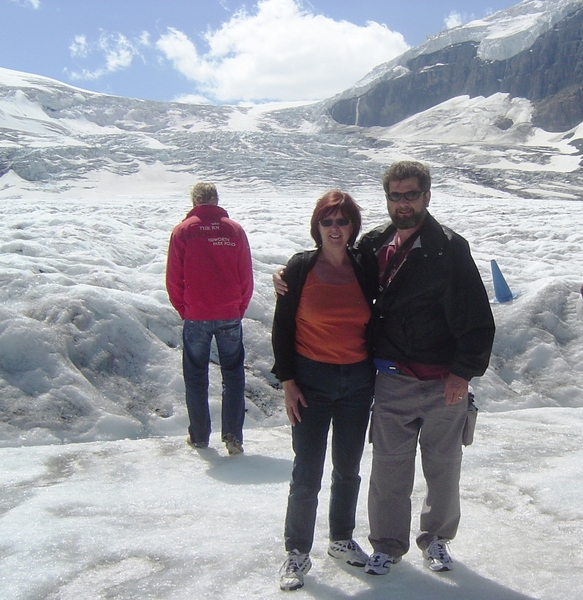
[382,161,431,195]
[191,182,219,205]
[310,190,362,247]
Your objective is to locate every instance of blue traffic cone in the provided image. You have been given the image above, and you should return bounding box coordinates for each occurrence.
[490,260,518,303]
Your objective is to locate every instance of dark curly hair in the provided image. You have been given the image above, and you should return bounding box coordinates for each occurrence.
[381,161,431,195]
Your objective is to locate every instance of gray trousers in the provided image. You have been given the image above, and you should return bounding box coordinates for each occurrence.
[368,372,467,557]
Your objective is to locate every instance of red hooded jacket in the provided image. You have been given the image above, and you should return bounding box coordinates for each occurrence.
[166,204,253,320]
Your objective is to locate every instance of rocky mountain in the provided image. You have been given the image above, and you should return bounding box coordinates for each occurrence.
[328,0,583,133]
[1,0,583,201]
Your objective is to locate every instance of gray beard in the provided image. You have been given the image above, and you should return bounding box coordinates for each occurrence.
[390,208,427,230]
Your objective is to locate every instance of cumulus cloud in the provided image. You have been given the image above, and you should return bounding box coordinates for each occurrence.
[156,0,409,103]
[67,31,150,82]
[155,29,211,83]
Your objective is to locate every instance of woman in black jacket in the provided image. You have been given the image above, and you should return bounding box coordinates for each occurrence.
[272,190,375,592]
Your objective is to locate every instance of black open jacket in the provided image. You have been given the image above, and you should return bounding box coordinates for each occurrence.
[356,212,495,381]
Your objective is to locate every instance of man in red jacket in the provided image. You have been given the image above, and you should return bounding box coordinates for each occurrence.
[166,182,253,455]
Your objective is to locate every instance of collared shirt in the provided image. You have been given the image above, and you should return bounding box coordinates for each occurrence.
[377,232,449,380]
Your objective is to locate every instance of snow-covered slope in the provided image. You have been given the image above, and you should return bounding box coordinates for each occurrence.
[1,189,582,443]
[0,0,581,446]
[1,65,583,201]
[2,2,583,200]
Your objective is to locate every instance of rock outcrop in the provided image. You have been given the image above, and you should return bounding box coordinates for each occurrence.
[329,6,583,132]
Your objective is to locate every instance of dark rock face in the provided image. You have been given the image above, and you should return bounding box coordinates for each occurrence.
[329,7,583,132]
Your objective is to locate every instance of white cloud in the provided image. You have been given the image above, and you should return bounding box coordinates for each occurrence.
[172,93,214,105]
[70,35,89,59]
[67,32,150,82]
[9,0,40,8]
[156,0,409,104]
[444,11,463,29]
[155,29,211,83]
[444,10,479,30]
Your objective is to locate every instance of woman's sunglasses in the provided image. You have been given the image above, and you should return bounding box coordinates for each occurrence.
[319,218,350,227]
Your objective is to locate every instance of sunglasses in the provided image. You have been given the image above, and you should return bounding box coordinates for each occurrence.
[387,190,427,202]
[319,217,351,227]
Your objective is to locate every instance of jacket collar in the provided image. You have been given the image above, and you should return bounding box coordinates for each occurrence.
[185,204,229,220]
[374,212,450,257]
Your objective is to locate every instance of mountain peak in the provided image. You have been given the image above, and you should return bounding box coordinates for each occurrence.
[337,0,583,99]
[328,0,583,133]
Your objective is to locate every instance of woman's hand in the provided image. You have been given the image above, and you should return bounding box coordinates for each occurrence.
[272,267,288,296]
[282,379,308,426]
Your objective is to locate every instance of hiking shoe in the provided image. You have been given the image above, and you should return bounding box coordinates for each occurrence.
[186,437,208,449]
[423,538,454,572]
[364,552,401,575]
[279,549,312,591]
[223,434,244,455]
[328,539,369,567]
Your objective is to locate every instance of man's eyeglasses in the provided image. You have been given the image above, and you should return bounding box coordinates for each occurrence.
[319,217,351,227]
[387,190,427,203]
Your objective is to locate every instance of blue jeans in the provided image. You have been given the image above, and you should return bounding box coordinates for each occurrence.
[182,319,245,445]
[284,355,374,553]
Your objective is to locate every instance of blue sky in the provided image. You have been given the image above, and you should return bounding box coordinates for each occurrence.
[2,0,519,104]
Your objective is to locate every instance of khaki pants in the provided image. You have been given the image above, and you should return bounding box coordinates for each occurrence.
[368,372,467,557]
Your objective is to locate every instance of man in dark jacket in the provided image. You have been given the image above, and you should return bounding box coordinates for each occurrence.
[357,161,495,575]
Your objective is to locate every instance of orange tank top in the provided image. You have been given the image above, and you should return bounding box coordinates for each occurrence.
[295,270,370,364]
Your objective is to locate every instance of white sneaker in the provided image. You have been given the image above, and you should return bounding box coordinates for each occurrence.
[328,539,369,567]
[364,552,401,575]
[279,549,312,591]
[423,538,454,572]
